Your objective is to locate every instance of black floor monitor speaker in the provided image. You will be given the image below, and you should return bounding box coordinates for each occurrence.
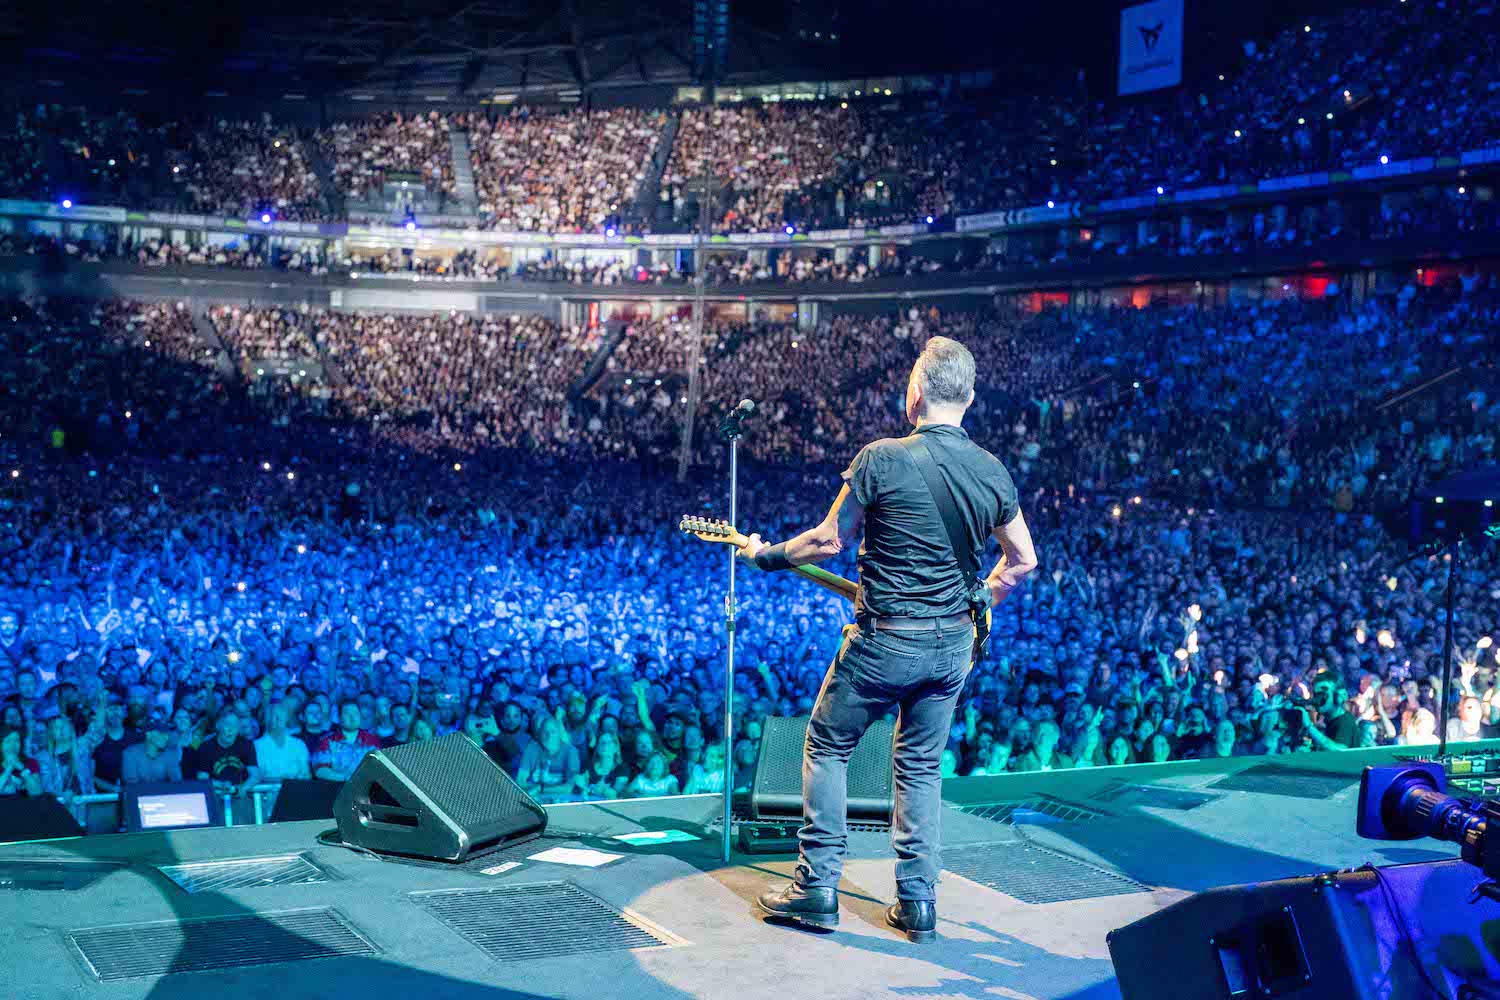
[0,795,85,844]
[333,733,547,861]
[269,778,343,823]
[1108,859,1500,1000]
[750,716,895,822]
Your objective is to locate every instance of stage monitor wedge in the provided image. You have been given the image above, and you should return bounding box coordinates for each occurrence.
[0,795,85,844]
[751,716,895,823]
[1108,859,1497,999]
[333,733,546,862]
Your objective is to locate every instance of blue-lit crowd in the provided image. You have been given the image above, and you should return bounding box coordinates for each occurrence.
[0,267,1496,829]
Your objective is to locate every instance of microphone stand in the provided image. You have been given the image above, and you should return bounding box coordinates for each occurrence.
[719,421,742,864]
[1437,538,1462,759]
[1416,525,1496,756]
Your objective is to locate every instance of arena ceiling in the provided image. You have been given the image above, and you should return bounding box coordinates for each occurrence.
[3,0,1363,107]
[5,0,884,104]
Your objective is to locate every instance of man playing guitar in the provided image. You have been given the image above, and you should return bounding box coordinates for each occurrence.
[736,336,1038,943]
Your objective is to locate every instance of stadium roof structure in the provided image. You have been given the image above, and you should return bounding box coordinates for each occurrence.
[0,0,1112,107]
[2,0,895,105]
[3,0,1356,108]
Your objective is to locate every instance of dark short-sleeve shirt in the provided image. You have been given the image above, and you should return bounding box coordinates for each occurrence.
[195,737,258,784]
[843,423,1020,618]
[1316,712,1360,750]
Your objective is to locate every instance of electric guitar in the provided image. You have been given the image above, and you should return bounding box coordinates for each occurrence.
[678,515,858,603]
[679,514,993,660]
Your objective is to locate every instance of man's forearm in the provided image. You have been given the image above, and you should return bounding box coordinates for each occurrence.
[988,554,1036,590]
[986,555,1037,605]
[779,526,844,566]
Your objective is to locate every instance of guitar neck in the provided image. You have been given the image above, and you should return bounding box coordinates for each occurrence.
[679,514,858,604]
[789,563,859,604]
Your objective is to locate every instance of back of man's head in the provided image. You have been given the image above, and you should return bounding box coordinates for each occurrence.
[914,336,976,409]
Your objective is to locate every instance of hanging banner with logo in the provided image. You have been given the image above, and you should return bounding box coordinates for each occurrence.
[1118,0,1184,96]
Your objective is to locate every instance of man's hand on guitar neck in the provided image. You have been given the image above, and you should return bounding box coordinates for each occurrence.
[735,533,767,565]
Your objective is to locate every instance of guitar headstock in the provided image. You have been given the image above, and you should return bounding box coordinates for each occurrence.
[679,514,750,549]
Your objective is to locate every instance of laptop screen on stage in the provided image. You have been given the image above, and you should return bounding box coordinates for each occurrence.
[137,792,212,830]
[123,781,223,832]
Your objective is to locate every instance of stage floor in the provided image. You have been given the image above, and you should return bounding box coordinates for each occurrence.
[0,750,1465,1000]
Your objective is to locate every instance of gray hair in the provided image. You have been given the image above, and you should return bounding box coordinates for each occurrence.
[914,336,976,407]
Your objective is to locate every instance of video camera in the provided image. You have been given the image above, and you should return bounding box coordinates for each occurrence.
[1358,763,1500,898]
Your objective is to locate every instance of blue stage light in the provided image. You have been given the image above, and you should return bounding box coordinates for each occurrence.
[405,220,416,231]
[605,227,616,237]
[61,198,73,209]
[925,215,934,224]
[261,213,271,224]
[784,225,795,235]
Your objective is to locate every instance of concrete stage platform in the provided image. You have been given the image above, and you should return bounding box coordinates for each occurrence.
[0,745,1472,1000]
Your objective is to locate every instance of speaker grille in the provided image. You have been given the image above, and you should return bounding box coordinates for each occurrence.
[755,716,811,797]
[381,733,541,830]
[752,716,894,820]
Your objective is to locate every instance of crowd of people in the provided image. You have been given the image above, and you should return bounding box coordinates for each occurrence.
[0,105,170,209]
[0,296,1494,827]
[322,111,460,203]
[3,1,1500,234]
[2,0,1500,829]
[0,268,1497,833]
[468,108,666,233]
[165,120,326,223]
[308,308,602,454]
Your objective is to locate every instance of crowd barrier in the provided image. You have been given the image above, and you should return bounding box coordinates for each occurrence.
[67,782,287,833]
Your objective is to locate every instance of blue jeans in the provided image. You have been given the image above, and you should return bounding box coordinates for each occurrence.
[795,619,974,902]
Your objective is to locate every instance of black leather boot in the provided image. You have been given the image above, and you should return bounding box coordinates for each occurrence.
[756,883,840,932]
[886,899,937,942]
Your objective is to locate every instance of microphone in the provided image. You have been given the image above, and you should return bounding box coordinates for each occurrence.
[718,398,756,439]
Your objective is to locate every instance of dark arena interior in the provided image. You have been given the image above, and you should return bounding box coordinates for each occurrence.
[1,0,1500,997]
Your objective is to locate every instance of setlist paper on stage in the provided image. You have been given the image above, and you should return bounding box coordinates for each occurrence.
[611,830,701,845]
[528,847,625,867]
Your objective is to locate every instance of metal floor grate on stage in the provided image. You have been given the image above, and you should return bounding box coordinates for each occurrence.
[942,842,1149,904]
[67,907,378,981]
[157,854,334,894]
[410,882,680,962]
[1088,782,1219,810]
[957,796,1107,825]
[0,859,127,891]
[1208,763,1355,800]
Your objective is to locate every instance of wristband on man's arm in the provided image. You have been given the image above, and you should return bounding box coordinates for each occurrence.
[752,541,794,572]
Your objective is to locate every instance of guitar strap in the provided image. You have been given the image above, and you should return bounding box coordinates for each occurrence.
[899,435,992,660]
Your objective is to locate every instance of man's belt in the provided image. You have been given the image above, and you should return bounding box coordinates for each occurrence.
[857,611,974,633]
